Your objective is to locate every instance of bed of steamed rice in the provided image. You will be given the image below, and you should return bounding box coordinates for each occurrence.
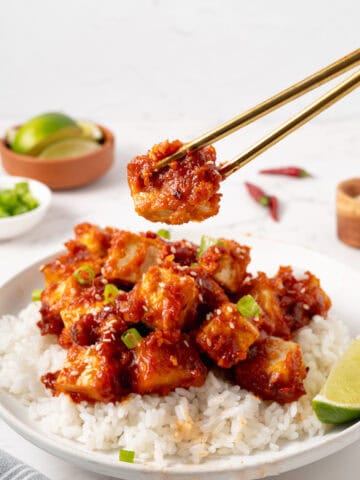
[0,302,350,465]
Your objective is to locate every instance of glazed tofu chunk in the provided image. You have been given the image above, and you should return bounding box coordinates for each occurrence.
[132,331,207,395]
[196,302,259,368]
[127,265,199,331]
[243,272,291,339]
[234,337,307,404]
[274,266,332,333]
[55,343,128,402]
[74,222,113,257]
[198,239,250,294]
[102,231,167,284]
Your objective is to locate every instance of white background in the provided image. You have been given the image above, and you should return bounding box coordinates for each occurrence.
[0,1,359,479]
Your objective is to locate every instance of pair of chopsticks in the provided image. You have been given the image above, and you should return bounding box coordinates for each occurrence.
[155,49,360,178]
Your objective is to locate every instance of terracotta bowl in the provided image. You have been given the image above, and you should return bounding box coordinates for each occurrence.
[336,177,360,248]
[0,125,115,190]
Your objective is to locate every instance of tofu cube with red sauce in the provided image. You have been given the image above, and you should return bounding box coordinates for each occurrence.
[41,240,102,286]
[55,342,129,402]
[132,331,207,395]
[74,222,113,257]
[234,336,307,404]
[102,231,167,284]
[196,302,259,368]
[198,240,251,294]
[274,266,332,333]
[127,265,199,331]
[127,140,222,225]
[242,272,291,339]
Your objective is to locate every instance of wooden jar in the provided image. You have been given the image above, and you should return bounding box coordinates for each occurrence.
[337,178,360,248]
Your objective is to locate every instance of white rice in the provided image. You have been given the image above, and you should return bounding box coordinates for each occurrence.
[0,302,350,465]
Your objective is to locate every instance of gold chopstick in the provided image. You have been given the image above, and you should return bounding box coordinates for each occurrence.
[218,68,360,178]
[155,48,360,171]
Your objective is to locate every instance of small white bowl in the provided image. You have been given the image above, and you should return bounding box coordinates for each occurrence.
[0,176,51,240]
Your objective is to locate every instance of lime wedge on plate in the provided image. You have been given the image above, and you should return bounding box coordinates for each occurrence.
[38,138,100,159]
[12,112,81,155]
[77,121,104,142]
[313,337,360,424]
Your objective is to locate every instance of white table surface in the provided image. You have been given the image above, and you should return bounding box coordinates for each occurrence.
[0,119,359,479]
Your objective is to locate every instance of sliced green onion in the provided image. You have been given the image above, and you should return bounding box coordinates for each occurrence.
[197,235,225,257]
[237,295,260,319]
[73,265,95,285]
[157,229,171,240]
[121,328,142,349]
[32,289,43,302]
[119,449,135,463]
[14,182,30,196]
[104,283,119,304]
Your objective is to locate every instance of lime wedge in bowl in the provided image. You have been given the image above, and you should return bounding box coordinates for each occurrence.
[77,121,104,142]
[313,337,360,424]
[12,112,82,155]
[38,138,100,159]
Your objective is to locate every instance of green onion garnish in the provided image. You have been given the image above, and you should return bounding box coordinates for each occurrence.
[73,265,95,285]
[119,449,135,463]
[104,283,119,304]
[0,182,39,218]
[157,229,171,240]
[121,328,142,349]
[197,235,225,257]
[237,295,260,319]
[31,289,42,302]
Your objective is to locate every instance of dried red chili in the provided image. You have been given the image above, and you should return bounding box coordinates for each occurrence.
[244,182,279,222]
[269,196,279,222]
[244,182,270,206]
[259,166,311,178]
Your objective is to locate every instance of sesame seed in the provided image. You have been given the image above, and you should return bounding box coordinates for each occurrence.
[184,340,190,347]
[214,247,220,254]
[103,305,111,312]
[226,306,233,313]
[303,304,310,310]
[189,271,197,277]
[206,338,212,347]
[95,294,102,300]
[101,278,108,284]
[170,246,176,254]
[300,287,306,294]
[199,293,204,302]
[215,308,221,315]
[143,305,148,311]
[159,282,166,288]
[229,322,235,329]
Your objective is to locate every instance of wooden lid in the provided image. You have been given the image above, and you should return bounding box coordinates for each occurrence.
[337,178,360,248]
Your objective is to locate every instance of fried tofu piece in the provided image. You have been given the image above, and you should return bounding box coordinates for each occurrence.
[38,275,83,335]
[55,342,129,402]
[102,231,167,284]
[132,331,207,395]
[127,265,199,331]
[274,266,332,333]
[74,222,113,257]
[41,240,102,286]
[127,140,222,225]
[198,240,251,294]
[243,272,291,339]
[196,302,259,368]
[234,337,307,404]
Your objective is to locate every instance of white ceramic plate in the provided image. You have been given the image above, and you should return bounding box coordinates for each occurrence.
[0,231,359,480]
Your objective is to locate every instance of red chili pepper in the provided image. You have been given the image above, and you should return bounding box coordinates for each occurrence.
[244,182,269,206]
[269,196,279,222]
[259,166,311,178]
[244,182,280,222]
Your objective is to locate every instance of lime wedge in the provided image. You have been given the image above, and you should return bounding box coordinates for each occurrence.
[12,112,81,155]
[5,127,18,147]
[38,138,100,159]
[77,121,104,142]
[313,337,360,424]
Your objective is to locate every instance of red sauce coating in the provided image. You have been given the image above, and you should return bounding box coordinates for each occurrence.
[127,140,222,224]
